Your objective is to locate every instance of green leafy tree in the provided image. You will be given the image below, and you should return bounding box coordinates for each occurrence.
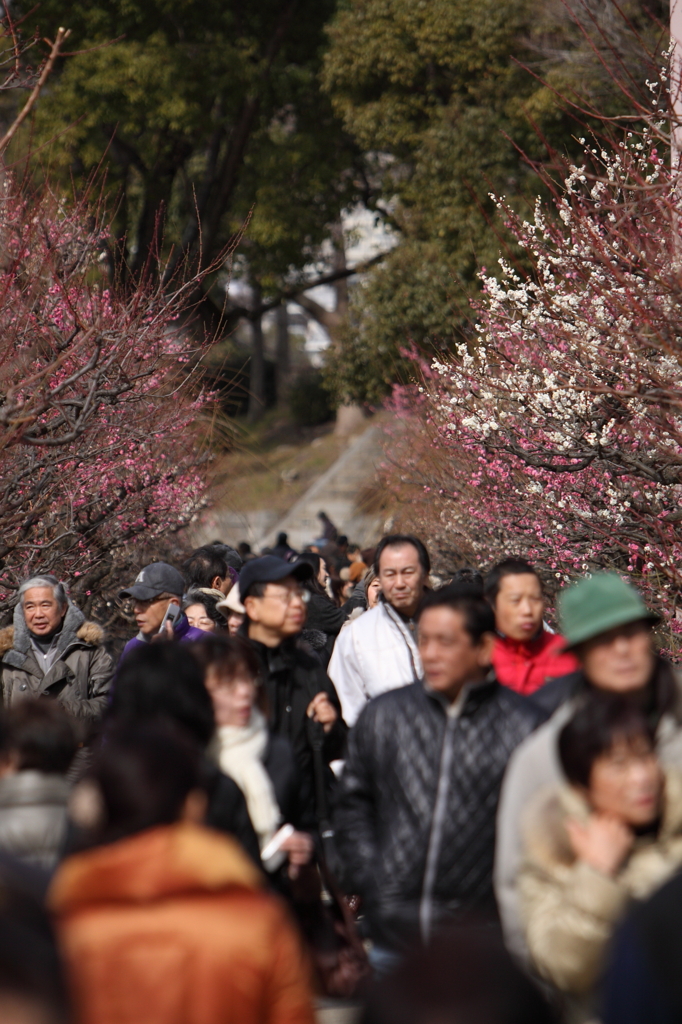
[320,0,665,403]
[20,0,363,296]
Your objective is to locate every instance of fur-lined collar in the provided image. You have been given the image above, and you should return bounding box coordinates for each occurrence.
[522,769,682,872]
[0,618,104,662]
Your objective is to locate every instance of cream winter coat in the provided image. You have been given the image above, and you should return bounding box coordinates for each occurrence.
[519,769,682,1013]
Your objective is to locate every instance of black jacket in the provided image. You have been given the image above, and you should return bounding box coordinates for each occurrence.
[303,593,347,666]
[262,733,316,833]
[334,677,544,951]
[247,635,347,817]
[202,761,262,866]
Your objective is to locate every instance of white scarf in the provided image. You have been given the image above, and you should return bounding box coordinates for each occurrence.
[216,708,281,849]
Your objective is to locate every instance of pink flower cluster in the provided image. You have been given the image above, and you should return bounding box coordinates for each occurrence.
[0,178,213,615]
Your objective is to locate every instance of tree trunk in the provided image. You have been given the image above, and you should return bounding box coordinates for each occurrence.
[331,221,349,317]
[275,302,290,404]
[248,281,266,422]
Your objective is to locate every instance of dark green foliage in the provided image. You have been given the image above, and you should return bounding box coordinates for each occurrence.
[320,0,662,403]
[289,369,333,426]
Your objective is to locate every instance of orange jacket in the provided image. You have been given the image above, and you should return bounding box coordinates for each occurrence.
[49,823,316,1024]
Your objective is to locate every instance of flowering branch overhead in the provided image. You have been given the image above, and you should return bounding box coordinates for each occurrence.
[403,54,682,642]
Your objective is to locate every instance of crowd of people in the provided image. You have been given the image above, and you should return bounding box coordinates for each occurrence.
[0,510,679,1023]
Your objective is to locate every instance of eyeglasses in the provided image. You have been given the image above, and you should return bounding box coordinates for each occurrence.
[190,617,215,630]
[263,587,311,606]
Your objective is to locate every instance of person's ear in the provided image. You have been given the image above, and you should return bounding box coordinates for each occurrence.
[243,595,259,622]
[181,788,208,825]
[169,597,181,608]
[210,575,222,591]
[478,631,496,668]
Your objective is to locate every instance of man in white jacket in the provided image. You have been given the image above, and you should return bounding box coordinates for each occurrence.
[328,534,430,726]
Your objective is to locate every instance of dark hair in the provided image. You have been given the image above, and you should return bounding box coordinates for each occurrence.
[294,552,328,597]
[111,642,215,748]
[182,546,229,589]
[337,535,348,547]
[209,542,243,571]
[361,925,555,1024]
[451,567,484,594]
[484,558,541,603]
[87,723,202,845]
[276,532,288,546]
[190,634,261,683]
[417,583,495,643]
[242,579,268,600]
[1,700,77,774]
[374,534,431,575]
[0,882,71,1023]
[330,577,348,606]
[559,692,656,789]
[347,544,361,555]
[182,588,224,628]
[238,541,252,556]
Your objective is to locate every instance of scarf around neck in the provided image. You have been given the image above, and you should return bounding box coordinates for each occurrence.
[216,708,281,849]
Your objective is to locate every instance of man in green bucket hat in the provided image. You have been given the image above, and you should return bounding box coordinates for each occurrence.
[494,572,682,963]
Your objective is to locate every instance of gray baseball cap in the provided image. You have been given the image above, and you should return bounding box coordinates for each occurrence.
[119,562,185,601]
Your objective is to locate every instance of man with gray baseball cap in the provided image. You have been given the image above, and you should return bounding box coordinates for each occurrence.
[494,572,682,963]
[119,562,209,661]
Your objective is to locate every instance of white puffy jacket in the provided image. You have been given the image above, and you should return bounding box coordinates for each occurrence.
[328,599,422,727]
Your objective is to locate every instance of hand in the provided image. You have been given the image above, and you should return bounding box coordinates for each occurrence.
[566,813,634,877]
[307,692,338,733]
[151,618,174,643]
[281,830,314,879]
[281,830,314,867]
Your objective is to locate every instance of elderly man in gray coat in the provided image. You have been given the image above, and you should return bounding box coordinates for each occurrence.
[0,575,113,723]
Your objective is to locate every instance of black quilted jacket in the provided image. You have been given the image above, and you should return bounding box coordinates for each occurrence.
[334,677,544,950]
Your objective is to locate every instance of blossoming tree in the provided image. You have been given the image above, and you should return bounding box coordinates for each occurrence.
[411,71,682,637]
[0,179,213,622]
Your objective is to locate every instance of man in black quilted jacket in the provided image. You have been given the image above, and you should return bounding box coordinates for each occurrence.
[334,583,544,964]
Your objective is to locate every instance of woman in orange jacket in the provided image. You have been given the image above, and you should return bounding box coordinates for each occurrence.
[49,724,316,1024]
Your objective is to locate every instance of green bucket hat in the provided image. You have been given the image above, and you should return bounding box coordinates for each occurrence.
[558,572,659,649]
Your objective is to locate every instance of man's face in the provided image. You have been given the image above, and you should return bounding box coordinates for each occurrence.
[22,587,66,636]
[244,577,307,639]
[378,543,427,618]
[418,606,494,701]
[133,595,179,638]
[577,621,654,692]
[494,573,545,641]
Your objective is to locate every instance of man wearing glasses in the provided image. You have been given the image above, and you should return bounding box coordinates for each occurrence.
[240,556,347,811]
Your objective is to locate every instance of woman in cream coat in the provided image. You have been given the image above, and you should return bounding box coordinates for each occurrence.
[519,690,682,1022]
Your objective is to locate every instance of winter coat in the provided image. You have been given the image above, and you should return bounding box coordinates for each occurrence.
[303,593,347,666]
[0,771,70,871]
[263,733,316,834]
[0,602,112,724]
[518,771,682,1021]
[328,598,422,727]
[492,629,579,696]
[494,659,682,963]
[201,759,262,867]
[120,613,209,662]
[334,676,544,951]
[247,635,346,819]
[49,822,316,1024]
